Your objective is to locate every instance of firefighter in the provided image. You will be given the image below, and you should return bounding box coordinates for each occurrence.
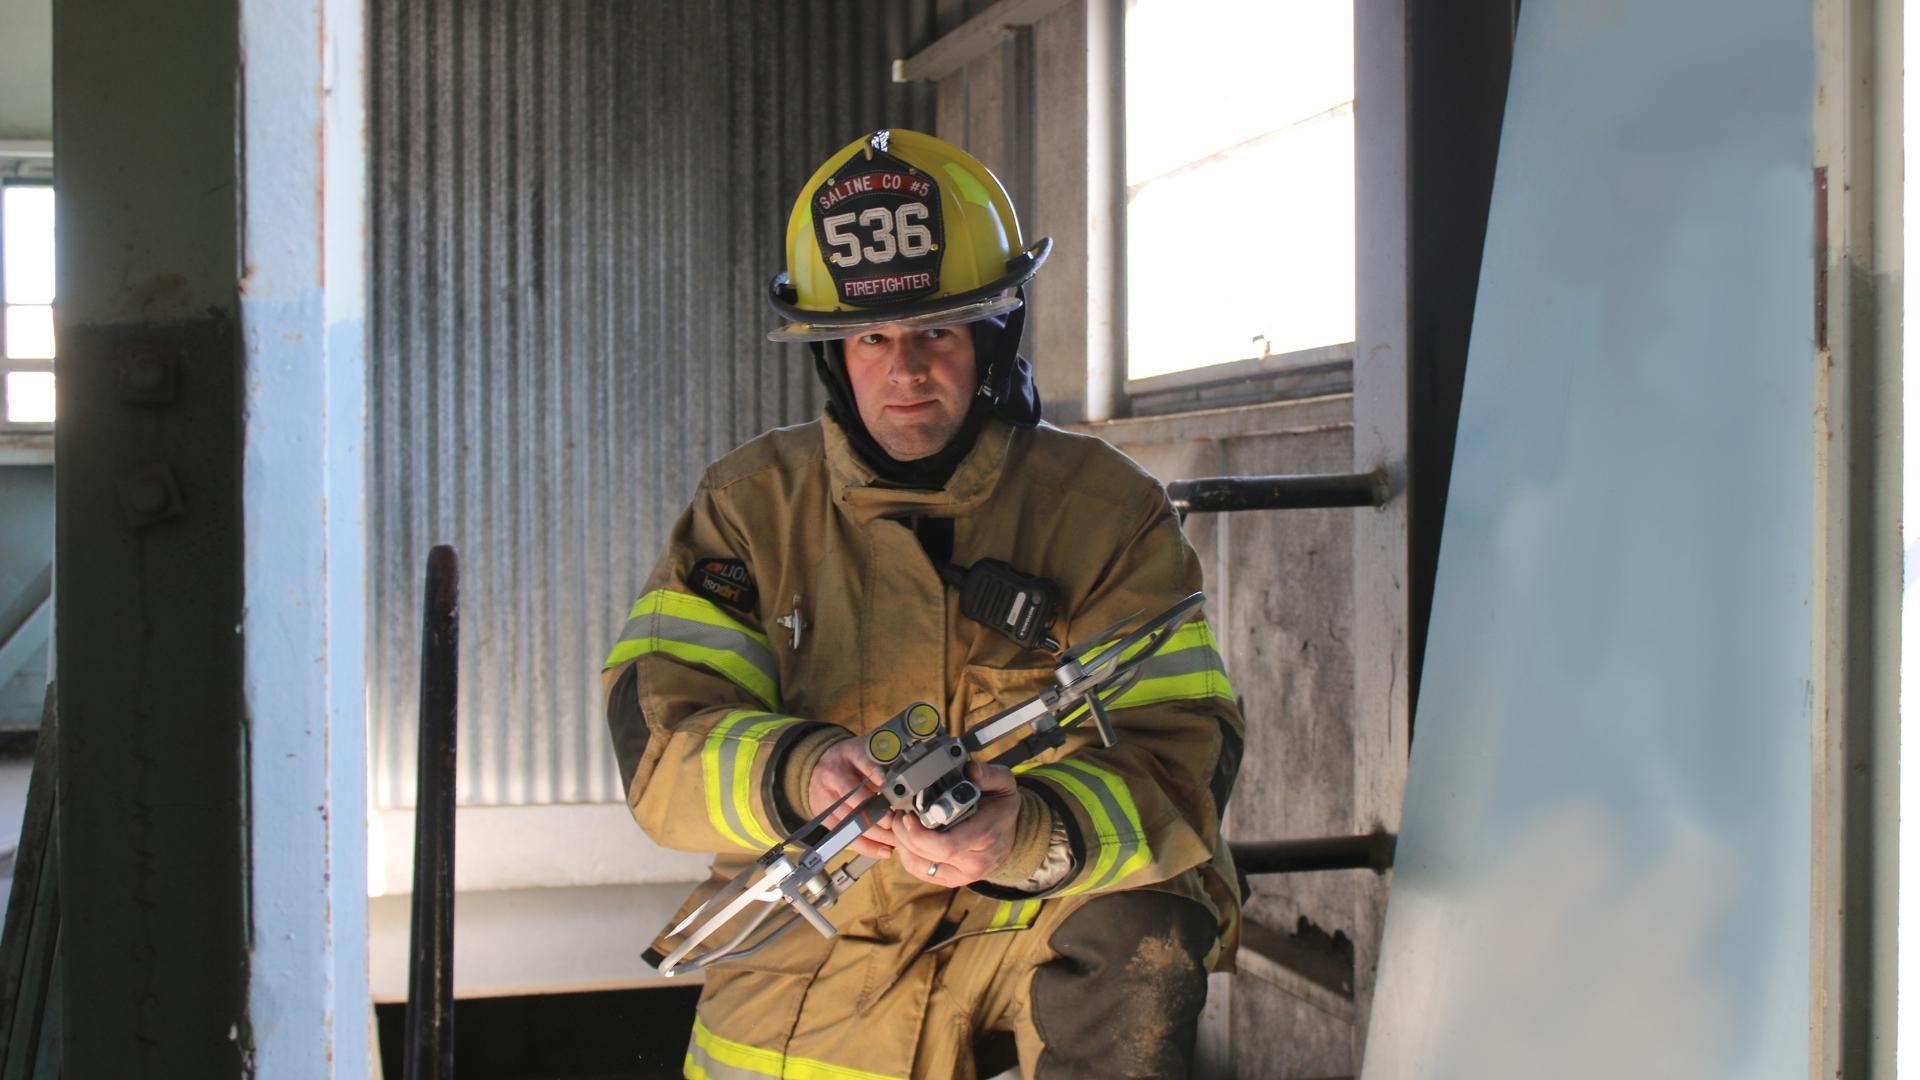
[605,129,1245,1079]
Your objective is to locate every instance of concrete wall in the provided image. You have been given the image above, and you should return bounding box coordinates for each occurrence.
[1069,392,1363,1079]
[930,0,1093,422]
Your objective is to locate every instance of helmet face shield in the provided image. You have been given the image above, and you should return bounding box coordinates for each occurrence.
[767,130,1049,343]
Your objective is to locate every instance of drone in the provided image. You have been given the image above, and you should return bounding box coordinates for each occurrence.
[653,591,1207,977]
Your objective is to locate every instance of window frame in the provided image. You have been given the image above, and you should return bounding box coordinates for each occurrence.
[1122,340,1355,418]
[1112,2,1358,418]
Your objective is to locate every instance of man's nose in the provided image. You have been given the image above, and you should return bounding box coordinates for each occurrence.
[888,342,932,380]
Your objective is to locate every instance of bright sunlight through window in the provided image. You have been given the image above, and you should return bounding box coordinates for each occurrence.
[3,184,56,424]
[1125,1,1354,381]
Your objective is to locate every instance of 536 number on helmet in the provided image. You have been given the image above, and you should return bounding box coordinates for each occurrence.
[821,203,935,269]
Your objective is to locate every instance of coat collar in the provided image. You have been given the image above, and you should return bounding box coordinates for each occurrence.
[821,408,1016,523]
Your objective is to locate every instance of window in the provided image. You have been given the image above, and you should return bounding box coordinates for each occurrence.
[1124,1,1355,382]
[2,181,56,426]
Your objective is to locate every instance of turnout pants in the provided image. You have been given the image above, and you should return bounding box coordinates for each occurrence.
[682,889,1216,1080]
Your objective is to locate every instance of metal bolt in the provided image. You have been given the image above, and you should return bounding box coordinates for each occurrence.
[119,346,180,404]
[119,463,185,527]
[128,356,165,391]
[126,477,170,517]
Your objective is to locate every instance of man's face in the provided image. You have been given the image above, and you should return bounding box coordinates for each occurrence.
[841,323,977,461]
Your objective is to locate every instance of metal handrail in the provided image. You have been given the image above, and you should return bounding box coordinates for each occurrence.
[1167,470,1391,514]
[405,545,459,1080]
[1230,832,1397,876]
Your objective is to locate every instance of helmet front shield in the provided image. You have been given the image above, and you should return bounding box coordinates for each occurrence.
[767,129,1051,344]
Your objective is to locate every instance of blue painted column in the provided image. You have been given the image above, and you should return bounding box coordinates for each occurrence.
[53,0,368,1072]
[237,0,370,1074]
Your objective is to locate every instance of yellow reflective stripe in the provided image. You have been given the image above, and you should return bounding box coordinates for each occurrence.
[604,590,779,709]
[1106,668,1234,710]
[617,636,779,708]
[1104,620,1235,710]
[700,710,797,850]
[687,1015,904,1080]
[986,898,1041,931]
[1029,758,1151,894]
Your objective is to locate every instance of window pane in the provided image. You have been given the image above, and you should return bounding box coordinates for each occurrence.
[1126,0,1353,185]
[1127,110,1355,379]
[3,187,55,306]
[4,305,54,360]
[5,371,54,423]
[1125,1,1355,380]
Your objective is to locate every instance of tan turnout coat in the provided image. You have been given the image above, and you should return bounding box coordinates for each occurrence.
[604,412,1244,1077]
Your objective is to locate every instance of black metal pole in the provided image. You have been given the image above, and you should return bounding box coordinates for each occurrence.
[1166,470,1391,514]
[1230,832,1397,875]
[405,545,458,1080]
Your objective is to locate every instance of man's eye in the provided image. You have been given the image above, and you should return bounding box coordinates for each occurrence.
[858,334,885,346]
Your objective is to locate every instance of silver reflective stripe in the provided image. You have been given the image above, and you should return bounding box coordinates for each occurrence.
[1129,640,1222,682]
[617,609,779,691]
[710,712,771,848]
[686,1038,766,1080]
[1038,760,1147,893]
[1071,768,1142,891]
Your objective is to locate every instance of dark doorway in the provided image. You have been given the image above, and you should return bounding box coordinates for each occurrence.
[375,985,700,1079]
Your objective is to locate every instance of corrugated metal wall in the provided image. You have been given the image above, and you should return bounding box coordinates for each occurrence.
[368,0,936,808]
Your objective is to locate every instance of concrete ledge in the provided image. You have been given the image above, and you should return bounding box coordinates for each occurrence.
[368,802,711,897]
[0,433,53,466]
[368,883,703,1002]
[1062,394,1353,449]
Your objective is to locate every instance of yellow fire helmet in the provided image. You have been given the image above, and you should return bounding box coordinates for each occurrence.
[766,129,1052,342]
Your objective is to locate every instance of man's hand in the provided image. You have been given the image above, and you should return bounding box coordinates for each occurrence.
[890,762,1019,887]
[807,735,897,860]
